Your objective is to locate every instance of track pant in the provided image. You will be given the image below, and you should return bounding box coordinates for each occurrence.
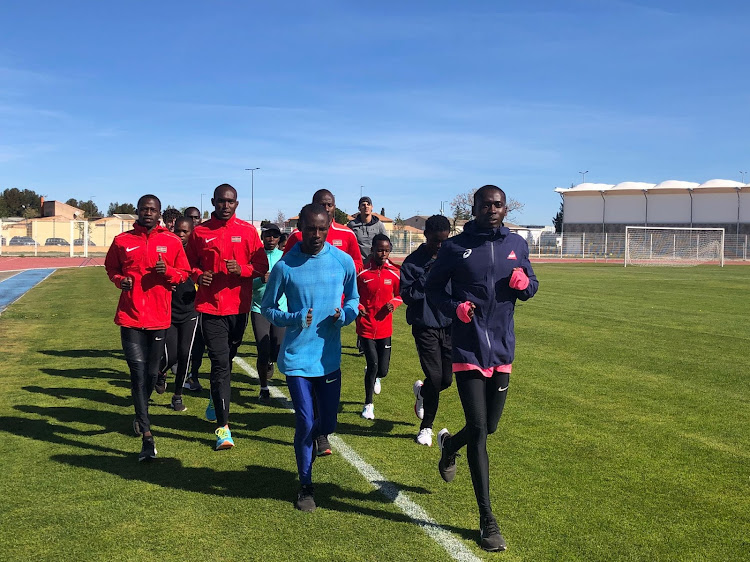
[250,311,285,367]
[412,325,453,430]
[287,371,341,486]
[121,327,166,434]
[161,316,199,395]
[190,325,205,381]
[442,370,510,518]
[361,336,391,404]
[201,312,248,427]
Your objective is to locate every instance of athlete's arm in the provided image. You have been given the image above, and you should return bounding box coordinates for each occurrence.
[514,242,539,301]
[425,243,462,318]
[104,240,130,289]
[185,231,205,282]
[339,259,360,327]
[260,264,307,328]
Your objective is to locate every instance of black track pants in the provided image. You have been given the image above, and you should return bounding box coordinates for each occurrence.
[121,327,166,434]
[161,316,199,395]
[361,336,391,404]
[412,325,453,430]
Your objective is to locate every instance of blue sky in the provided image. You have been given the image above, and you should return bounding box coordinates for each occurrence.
[1,1,748,225]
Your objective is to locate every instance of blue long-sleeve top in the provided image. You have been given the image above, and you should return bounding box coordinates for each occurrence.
[261,242,359,377]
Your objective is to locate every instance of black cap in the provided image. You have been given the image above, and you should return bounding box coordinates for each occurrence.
[359,196,373,206]
[262,223,281,235]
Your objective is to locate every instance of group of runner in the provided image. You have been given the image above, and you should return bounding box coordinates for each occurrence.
[104,183,538,552]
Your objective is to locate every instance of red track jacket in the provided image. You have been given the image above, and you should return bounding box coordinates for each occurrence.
[284,221,364,272]
[186,214,268,316]
[355,260,403,339]
[105,223,191,330]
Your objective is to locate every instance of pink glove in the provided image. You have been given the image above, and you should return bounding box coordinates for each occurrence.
[456,301,473,323]
[509,268,529,290]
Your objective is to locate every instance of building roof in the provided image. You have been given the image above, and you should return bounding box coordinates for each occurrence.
[556,179,749,195]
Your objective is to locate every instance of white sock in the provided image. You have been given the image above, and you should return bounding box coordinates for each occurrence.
[261,386,269,391]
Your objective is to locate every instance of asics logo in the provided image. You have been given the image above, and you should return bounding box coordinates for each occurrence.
[206,237,217,243]
[125,246,139,252]
[463,249,472,259]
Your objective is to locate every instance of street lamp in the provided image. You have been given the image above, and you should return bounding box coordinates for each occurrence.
[360,185,364,198]
[740,171,748,183]
[440,200,449,215]
[579,170,589,184]
[245,168,260,225]
[200,193,207,218]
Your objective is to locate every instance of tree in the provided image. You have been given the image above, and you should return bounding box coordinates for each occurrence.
[393,213,405,230]
[276,210,286,226]
[203,210,209,219]
[334,207,349,225]
[66,198,100,218]
[260,219,272,229]
[450,188,524,229]
[107,202,137,216]
[0,188,43,217]
[552,201,564,233]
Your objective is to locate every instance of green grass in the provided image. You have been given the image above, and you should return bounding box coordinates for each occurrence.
[0,264,748,561]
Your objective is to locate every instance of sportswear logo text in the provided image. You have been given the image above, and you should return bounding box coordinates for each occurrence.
[463,249,472,259]
[125,246,139,252]
[507,251,517,260]
[206,237,217,243]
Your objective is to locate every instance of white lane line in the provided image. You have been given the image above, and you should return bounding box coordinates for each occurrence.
[233,356,480,562]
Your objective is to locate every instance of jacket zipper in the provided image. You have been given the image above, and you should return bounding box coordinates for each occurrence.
[484,238,494,363]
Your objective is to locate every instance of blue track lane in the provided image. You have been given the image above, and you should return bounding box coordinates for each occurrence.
[0,269,56,314]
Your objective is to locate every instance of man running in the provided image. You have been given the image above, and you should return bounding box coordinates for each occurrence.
[425,185,538,552]
[162,208,181,232]
[186,184,268,450]
[184,206,202,226]
[105,194,191,461]
[283,189,363,456]
[261,203,359,511]
[184,206,205,391]
[347,196,387,264]
[400,214,453,447]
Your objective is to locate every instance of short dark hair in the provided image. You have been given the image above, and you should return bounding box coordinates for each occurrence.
[371,233,392,248]
[312,189,334,203]
[184,206,200,217]
[162,208,181,223]
[298,203,330,228]
[424,214,451,233]
[174,217,193,230]
[279,232,289,243]
[137,194,161,211]
[214,183,237,199]
[473,185,505,206]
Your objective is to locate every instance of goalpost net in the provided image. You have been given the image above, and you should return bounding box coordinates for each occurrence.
[624,226,724,267]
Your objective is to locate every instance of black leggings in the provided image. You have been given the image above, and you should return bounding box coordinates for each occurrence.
[443,370,509,518]
[250,312,285,383]
[161,316,199,395]
[412,325,453,430]
[361,336,391,404]
[121,327,166,434]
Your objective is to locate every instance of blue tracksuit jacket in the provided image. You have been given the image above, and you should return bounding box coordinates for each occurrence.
[425,220,538,369]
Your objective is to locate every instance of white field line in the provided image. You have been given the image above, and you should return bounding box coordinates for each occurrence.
[233,356,480,562]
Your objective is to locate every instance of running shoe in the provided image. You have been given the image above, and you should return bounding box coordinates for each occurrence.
[155,373,167,395]
[374,377,381,395]
[316,434,332,457]
[171,395,187,412]
[258,388,271,406]
[205,397,217,422]
[416,427,433,446]
[215,427,235,450]
[438,428,458,483]
[413,380,424,420]
[183,377,203,392]
[361,403,375,420]
[138,436,157,462]
[295,484,316,512]
[133,417,143,437]
[480,514,506,552]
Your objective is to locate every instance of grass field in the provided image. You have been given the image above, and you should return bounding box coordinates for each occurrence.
[0,264,748,561]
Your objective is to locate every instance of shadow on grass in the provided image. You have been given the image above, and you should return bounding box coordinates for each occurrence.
[38,348,124,360]
[23,385,132,408]
[40,366,126,381]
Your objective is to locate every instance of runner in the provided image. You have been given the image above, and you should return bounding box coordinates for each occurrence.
[104,194,191,461]
[161,208,181,232]
[356,233,401,420]
[185,184,268,450]
[262,203,359,511]
[155,217,200,412]
[251,223,286,405]
[184,206,202,226]
[399,214,453,447]
[283,189,363,457]
[347,196,387,264]
[184,205,205,391]
[425,185,539,552]
[278,232,288,252]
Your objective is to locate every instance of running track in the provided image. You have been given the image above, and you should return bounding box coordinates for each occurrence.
[0,269,56,314]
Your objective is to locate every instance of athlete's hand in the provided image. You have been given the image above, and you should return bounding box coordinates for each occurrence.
[263,271,271,283]
[385,302,395,314]
[199,271,213,286]
[358,307,368,318]
[305,308,313,327]
[331,308,341,321]
[225,259,242,275]
[155,253,166,274]
[466,302,476,319]
[120,277,134,291]
[456,301,475,323]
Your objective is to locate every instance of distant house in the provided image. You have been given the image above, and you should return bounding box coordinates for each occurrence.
[41,200,84,220]
[286,212,394,232]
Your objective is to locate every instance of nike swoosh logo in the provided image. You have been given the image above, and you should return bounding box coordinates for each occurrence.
[498,386,508,391]
[325,378,336,384]
[155,338,164,341]
[206,237,217,243]
[385,345,391,349]
[125,246,139,252]
[363,279,374,283]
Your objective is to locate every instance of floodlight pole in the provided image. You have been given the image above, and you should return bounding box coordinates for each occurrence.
[740,171,748,183]
[200,193,207,218]
[245,168,260,226]
[579,170,588,184]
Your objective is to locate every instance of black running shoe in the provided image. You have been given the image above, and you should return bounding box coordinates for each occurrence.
[295,484,316,512]
[183,377,203,392]
[155,374,167,395]
[139,436,157,462]
[171,395,187,411]
[480,514,506,552]
[316,434,332,457]
[438,428,458,483]
[258,389,271,406]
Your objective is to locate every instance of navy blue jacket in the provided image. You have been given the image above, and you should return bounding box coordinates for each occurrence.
[400,243,452,329]
[425,221,538,369]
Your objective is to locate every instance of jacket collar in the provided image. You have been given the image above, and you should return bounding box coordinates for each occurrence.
[208,213,239,227]
[463,219,509,240]
[133,222,167,237]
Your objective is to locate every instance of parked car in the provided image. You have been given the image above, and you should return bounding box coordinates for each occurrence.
[9,236,37,246]
[74,238,87,246]
[45,237,69,246]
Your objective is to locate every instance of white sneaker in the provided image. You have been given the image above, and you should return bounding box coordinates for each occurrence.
[416,427,433,446]
[413,380,424,420]
[374,377,382,395]
[361,403,375,420]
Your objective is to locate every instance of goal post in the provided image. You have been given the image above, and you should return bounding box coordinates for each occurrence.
[624,226,724,267]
